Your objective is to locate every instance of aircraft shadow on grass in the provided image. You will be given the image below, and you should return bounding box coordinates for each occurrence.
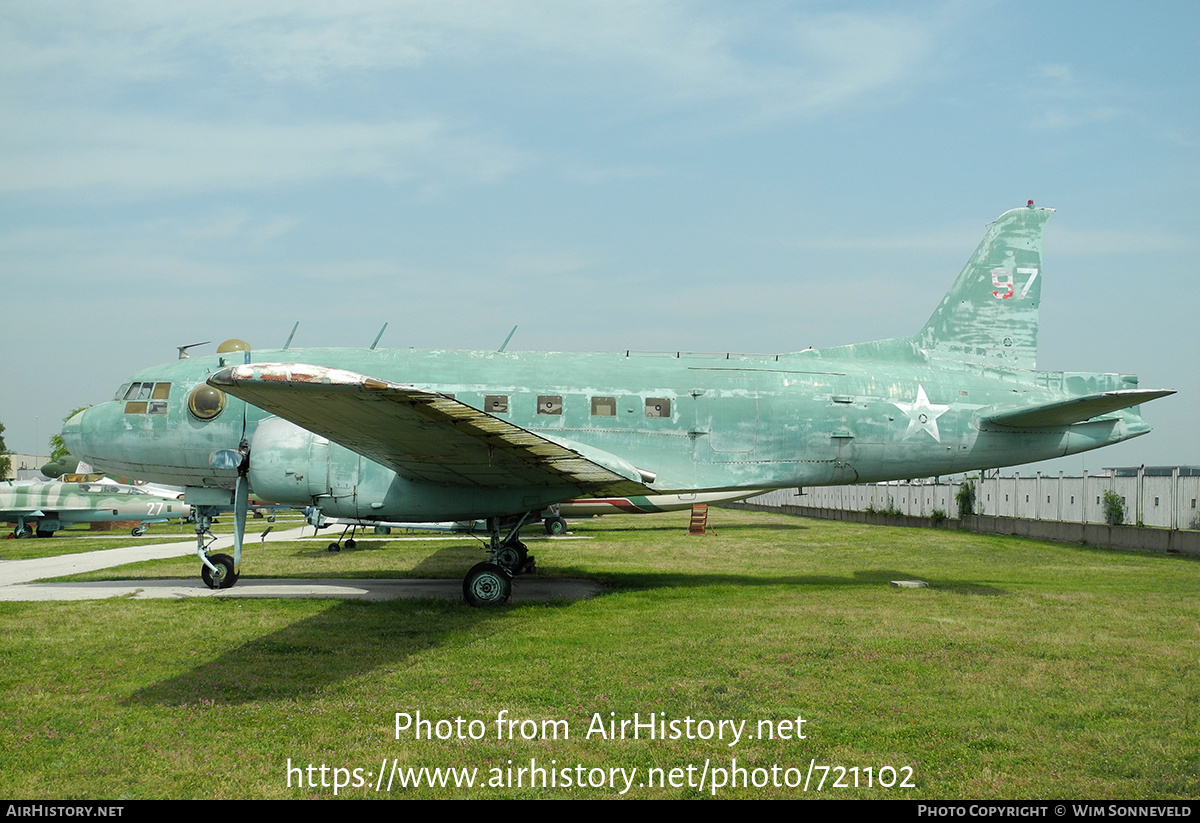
[126,560,1005,706]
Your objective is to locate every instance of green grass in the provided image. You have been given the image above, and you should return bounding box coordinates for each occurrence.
[0,514,305,561]
[0,509,1195,799]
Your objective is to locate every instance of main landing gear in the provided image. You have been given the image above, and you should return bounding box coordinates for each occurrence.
[462,512,538,607]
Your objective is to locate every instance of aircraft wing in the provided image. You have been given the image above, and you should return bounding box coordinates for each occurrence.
[0,508,46,517]
[979,389,1175,428]
[209,363,656,496]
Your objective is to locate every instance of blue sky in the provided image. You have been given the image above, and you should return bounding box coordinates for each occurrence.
[2,1,1196,474]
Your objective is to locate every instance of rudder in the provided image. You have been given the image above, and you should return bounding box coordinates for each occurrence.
[914,204,1054,371]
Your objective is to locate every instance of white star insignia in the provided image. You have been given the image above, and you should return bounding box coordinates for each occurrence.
[893,385,950,442]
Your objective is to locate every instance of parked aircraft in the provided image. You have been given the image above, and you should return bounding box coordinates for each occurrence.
[1,480,191,538]
[539,489,766,535]
[311,489,768,552]
[61,205,1172,604]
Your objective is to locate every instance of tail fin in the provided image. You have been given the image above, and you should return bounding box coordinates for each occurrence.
[915,204,1054,371]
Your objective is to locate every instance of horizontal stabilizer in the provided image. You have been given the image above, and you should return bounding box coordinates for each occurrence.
[980,389,1175,428]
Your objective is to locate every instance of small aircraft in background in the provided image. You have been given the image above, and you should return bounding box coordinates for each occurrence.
[62,204,1173,604]
[0,480,191,538]
[311,489,768,552]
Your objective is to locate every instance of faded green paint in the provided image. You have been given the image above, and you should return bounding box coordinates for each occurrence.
[0,480,190,536]
[63,206,1172,524]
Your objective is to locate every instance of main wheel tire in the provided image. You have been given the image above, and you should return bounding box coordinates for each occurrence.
[463,562,511,607]
[544,516,568,535]
[35,528,55,538]
[494,542,528,573]
[201,553,239,590]
[327,542,341,552]
[344,538,357,549]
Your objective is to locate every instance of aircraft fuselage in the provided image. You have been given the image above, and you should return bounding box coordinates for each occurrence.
[63,345,1150,521]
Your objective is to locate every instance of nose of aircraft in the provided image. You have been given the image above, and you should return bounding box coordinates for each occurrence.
[60,401,125,476]
[59,407,87,461]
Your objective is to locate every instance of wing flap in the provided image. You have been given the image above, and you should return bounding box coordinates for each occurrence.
[980,389,1175,429]
[209,363,655,495]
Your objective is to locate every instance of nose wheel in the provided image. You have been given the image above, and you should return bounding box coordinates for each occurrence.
[194,504,242,590]
[201,553,239,589]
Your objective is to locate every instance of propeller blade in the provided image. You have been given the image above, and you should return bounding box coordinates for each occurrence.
[233,472,248,569]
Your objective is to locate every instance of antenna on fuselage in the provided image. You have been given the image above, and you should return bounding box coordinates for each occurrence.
[282,322,299,351]
[370,323,388,350]
[177,341,211,360]
[498,325,518,353]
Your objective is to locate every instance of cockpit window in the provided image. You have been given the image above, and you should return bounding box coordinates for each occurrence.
[123,382,172,414]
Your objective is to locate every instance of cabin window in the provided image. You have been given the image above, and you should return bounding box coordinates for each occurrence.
[591,397,616,417]
[485,395,508,414]
[645,398,671,418]
[538,396,563,415]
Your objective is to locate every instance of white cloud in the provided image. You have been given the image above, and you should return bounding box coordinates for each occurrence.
[1046,225,1196,255]
[0,111,525,194]
[1026,106,1121,131]
[4,2,940,113]
[0,2,946,199]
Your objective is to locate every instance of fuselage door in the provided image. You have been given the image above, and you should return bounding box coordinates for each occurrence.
[692,373,759,461]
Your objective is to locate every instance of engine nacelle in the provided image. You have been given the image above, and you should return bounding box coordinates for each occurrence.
[249,417,361,512]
